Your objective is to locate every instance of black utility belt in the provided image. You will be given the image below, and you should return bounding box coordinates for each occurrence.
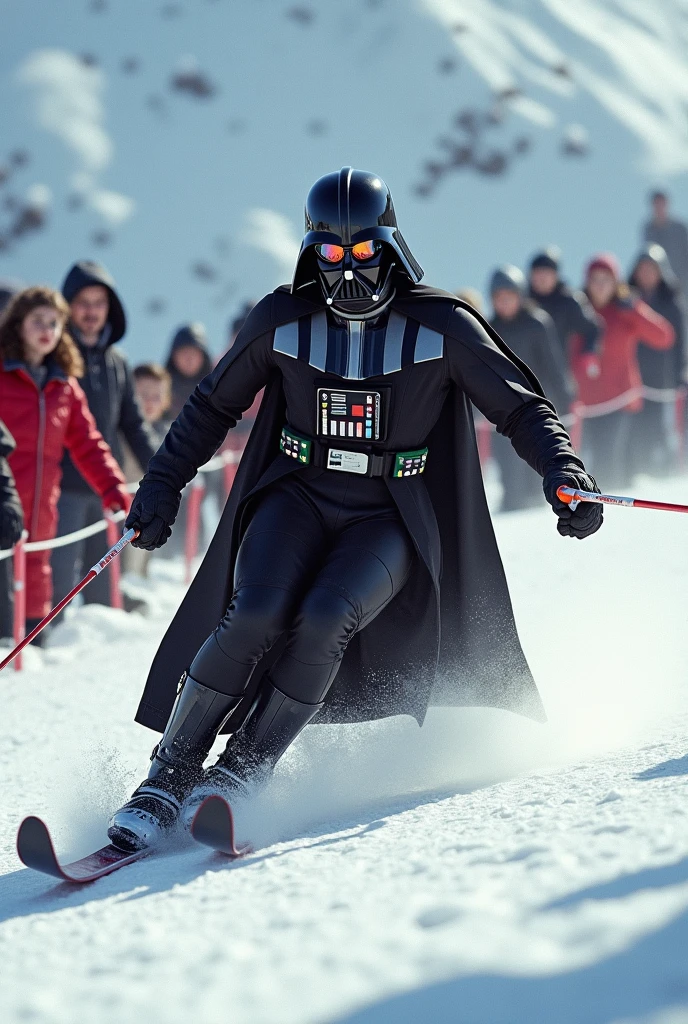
[280,426,428,479]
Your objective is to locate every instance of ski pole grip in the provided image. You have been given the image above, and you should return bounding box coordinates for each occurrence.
[556,486,578,504]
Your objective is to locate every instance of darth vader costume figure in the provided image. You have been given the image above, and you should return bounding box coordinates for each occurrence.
[108,168,602,852]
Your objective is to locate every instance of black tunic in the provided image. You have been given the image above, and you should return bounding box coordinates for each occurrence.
[135,284,584,734]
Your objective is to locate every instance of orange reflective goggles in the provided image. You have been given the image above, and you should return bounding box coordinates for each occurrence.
[316,240,381,263]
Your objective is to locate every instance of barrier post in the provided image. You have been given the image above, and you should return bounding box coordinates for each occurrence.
[185,483,205,585]
[106,514,123,610]
[12,535,26,672]
[676,390,686,469]
[476,418,492,467]
[223,456,237,498]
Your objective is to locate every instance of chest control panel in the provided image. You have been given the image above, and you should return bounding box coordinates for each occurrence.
[317,388,382,442]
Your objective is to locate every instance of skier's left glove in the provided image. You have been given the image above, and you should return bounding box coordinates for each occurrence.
[542,467,603,540]
[125,479,181,550]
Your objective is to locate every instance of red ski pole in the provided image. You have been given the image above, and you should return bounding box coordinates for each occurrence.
[557,486,688,515]
[0,527,138,673]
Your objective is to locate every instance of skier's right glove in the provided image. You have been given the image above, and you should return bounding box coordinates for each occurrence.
[125,479,181,550]
[542,467,603,540]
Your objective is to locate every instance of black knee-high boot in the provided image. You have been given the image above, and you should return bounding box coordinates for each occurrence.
[108,675,243,851]
[185,678,322,810]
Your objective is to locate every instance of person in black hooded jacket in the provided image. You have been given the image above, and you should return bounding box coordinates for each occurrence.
[51,261,158,612]
[164,323,214,420]
[489,265,574,511]
[528,249,602,379]
[628,244,686,474]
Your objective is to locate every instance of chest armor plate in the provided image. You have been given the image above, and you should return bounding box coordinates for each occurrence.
[272,310,444,380]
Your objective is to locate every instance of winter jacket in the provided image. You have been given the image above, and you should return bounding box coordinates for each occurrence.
[572,297,674,414]
[490,305,573,416]
[165,323,214,419]
[643,218,688,298]
[629,246,686,392]
[0,419,23,550]
[0,358,127,618]
[528,281,602,360]
[60,261,158,494]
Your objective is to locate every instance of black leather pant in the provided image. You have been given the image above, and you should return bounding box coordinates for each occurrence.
[190,467,415,705]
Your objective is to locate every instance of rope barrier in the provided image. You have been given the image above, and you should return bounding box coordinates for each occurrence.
[3,445,244,671]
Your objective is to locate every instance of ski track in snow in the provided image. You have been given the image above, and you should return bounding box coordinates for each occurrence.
[1,482,688,1023]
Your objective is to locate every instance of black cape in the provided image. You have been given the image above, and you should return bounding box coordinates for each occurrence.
[136,285,547,734]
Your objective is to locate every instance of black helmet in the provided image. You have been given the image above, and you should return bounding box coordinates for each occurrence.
[292,167,423,320]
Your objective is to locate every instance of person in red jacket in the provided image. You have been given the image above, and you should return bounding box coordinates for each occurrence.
[0,286,131,639]
[573,253,675,487]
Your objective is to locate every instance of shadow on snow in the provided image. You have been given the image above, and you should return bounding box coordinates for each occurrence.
[334,855,688,1024]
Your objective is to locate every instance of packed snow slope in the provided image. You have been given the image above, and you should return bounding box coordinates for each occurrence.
[1,479,688,1024]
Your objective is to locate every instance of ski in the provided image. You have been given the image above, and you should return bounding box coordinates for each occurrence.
[17,796,249,884]
[16,815,150,883]
[190,795,252,858]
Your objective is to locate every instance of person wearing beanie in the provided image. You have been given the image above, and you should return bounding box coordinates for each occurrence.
[576,253,674,486]
[643,190,688,300]
[51,260,159,614]
[528,248,602,382]
[628,244,686,475]
[164,322,214,420]
[489,265,573,511]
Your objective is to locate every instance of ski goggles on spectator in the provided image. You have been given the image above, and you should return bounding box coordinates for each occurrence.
[316,240,381,263]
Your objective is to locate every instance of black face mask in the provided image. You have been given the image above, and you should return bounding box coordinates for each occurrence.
[315,242,396,321]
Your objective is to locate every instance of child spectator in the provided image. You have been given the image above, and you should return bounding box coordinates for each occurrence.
[0,419,24,642]
[133,363,172,446]
[0,287,130,640]
[122,365,172,579]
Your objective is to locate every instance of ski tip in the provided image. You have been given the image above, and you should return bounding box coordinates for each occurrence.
[191,795,250,857]
[17,815,52,857]
[17,815,61,875]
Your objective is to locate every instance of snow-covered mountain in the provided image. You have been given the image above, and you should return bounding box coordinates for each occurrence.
[2,480,688,1022]
[1,0,687,361]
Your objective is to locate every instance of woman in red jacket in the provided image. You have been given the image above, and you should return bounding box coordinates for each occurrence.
[573,254,674,487]
[0,286,130,636]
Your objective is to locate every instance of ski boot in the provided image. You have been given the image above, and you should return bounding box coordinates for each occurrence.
[108,675,241,852]
[183,678,323,822]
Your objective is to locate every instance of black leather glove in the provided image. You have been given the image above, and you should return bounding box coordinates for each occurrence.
[0,502,23,550]
[125,479,181,551]
[542,467,603,540]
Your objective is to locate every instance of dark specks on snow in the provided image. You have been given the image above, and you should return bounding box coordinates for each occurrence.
[285,6,315,26]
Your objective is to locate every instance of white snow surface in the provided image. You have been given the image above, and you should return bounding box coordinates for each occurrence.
[2,483,688,1023]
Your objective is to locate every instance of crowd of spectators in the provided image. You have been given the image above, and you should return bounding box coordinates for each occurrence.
[0,187,686,646]
[0,258,255,647]
[478,189,687,511]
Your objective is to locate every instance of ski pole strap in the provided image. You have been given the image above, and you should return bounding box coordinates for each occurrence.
[557,486,688,515]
